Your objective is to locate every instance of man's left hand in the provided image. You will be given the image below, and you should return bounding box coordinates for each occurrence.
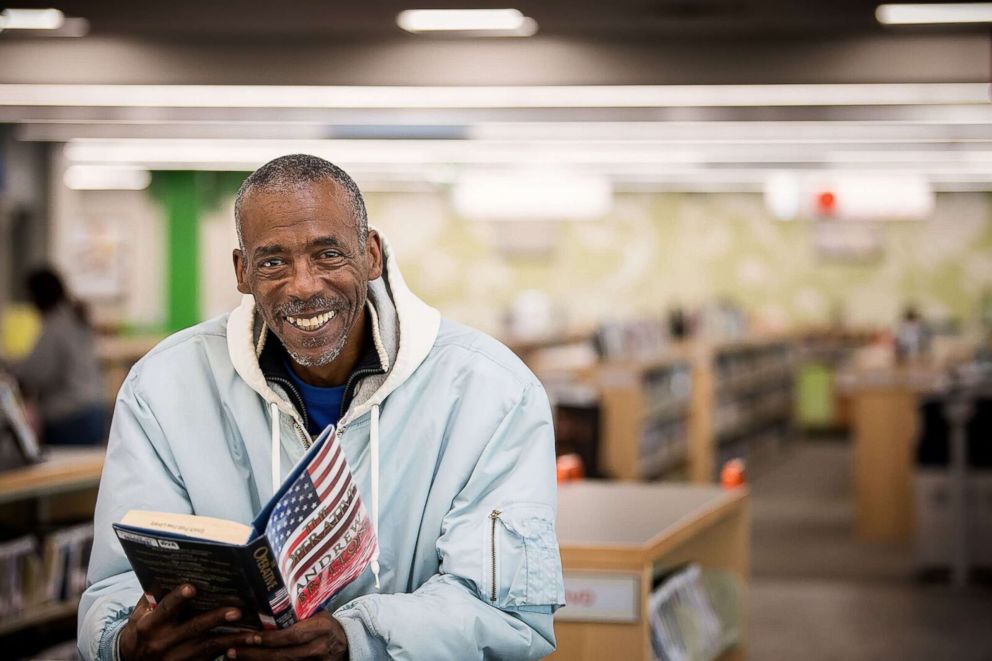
[225,611,348,661]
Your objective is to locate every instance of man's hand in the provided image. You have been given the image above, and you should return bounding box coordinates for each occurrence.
[118,584,262,661]
[225,611,348,661]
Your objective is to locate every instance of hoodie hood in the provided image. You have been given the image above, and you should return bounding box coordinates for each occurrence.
[226,229,442,428]
[226,230,442,590]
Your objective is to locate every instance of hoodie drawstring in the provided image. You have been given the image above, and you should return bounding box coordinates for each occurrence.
[369,403,382,590]
[270,402,281,495]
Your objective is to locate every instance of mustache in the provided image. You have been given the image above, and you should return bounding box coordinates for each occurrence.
[274,296,346,318]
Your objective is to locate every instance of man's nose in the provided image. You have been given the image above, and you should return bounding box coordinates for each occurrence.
[287,260,323,300]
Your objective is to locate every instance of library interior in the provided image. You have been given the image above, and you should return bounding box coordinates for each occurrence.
[0,1,991,659]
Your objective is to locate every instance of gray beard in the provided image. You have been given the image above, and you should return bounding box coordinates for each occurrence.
[286,330,349,368]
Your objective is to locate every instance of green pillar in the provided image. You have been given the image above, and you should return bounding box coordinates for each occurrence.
[158,171,201,332]
[151,171,248,333]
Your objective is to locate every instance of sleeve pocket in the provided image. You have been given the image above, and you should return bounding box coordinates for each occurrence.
[482,503,565,612]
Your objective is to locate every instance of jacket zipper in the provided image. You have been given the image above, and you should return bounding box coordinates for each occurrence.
[267,376,310,433]
[489,509,501,602]
[340,366,384,419]
[292,421,310,449]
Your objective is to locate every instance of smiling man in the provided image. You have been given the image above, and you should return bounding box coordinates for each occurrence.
[78,155,565,660]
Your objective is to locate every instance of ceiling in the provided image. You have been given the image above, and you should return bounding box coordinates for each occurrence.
[1,0,989,40]
[0,2,989,192]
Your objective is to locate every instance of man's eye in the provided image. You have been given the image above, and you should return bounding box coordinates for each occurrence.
[259,258,284,268]
[320,250,341,259]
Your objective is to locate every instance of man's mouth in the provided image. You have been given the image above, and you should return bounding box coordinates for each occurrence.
[284,310,336,331]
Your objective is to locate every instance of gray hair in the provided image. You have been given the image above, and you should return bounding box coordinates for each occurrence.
[234,154,368,251]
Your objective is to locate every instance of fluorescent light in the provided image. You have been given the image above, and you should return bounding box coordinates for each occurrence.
[62,138,703,167]
[0,8,65,30]
[764,172,802,221]
[877,3,992,24]
[0,83,986,109]
[63,165,151,190]
[397,9,537,36]
[453,171,612,220]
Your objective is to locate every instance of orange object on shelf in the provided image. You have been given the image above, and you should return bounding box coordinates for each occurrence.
[556,453,585,483]
[720,459,746,489]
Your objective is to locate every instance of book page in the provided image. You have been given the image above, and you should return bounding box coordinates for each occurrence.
[121,510,251,545]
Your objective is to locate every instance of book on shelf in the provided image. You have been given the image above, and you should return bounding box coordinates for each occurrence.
[114,426,376,631]
[0,377,41,470]
[0,522,94,620]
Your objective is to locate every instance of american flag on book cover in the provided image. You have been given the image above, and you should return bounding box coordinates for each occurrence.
[265,429,377,620]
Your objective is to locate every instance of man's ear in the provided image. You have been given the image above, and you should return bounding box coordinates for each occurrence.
[366,230,383,281]
[233,249,251,294]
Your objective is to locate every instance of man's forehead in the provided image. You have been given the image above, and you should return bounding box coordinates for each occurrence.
[240,180,357,239]
[243,178,347,210]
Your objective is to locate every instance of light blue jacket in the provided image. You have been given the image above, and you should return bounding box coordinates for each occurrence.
[78,235,565,660]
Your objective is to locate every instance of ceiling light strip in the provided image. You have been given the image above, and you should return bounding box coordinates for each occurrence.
[877,3,992,25]
[0,83,987,109]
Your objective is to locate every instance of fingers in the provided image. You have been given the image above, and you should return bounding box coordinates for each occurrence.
[252,617,330,647]
[127,594,152,626]
[225,639,334,661]
[138,584,195,631]
[176,604,244,640]
[165,630,262,661]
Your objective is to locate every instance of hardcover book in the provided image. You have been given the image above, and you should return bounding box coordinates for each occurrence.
[113,426,376,630]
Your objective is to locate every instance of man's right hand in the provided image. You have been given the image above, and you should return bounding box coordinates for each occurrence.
[118,584,262,661]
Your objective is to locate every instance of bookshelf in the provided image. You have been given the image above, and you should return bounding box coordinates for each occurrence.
[0,448,104,504]
[708,338,796,480]
[0,448,104,639]
[0,599,81,636]
[597,350,696,480]
[595,336,797,484]
[551,481,750,661]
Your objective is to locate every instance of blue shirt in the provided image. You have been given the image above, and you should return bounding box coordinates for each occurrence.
[284,360,347,436]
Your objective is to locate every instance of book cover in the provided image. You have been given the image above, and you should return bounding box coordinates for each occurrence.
[113,425,378,630]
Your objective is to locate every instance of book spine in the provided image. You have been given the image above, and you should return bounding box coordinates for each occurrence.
[243,537,297,629]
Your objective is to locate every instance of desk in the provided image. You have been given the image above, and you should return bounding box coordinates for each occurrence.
[839,366,944,542]
[551,481,750,661]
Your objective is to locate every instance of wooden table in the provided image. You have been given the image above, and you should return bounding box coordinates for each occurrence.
[550,481,750,661]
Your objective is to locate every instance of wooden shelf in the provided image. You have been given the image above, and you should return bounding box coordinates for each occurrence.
[0,599,79,636]
[0,448,105,505]
[551,481,750,661]
[716,365,793,395]
[597,358,696,481]
[595,336,797,484]
[638,397,691,423]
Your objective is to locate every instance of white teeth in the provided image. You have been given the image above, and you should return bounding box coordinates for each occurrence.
[286,310,335,330]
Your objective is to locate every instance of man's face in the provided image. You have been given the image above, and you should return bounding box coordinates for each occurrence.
[233,179,382,368]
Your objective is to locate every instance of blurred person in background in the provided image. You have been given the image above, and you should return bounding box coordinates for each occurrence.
[895,304,931,362]
[2,267,106,445]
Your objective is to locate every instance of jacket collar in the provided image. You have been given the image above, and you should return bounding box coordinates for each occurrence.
[256,307,387,428]
[226,229,442,428]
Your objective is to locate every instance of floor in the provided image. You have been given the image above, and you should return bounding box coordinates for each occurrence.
[748,438,992,661]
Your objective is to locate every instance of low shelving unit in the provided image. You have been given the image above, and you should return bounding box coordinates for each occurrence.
[551,481,750,661]
[0,448,104,639]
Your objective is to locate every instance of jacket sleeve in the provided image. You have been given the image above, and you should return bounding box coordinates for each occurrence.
[335,381,565,660]
[77,374,193,661]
